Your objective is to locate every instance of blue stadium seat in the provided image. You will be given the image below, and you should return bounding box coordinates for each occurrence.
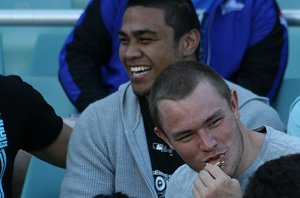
[71,0,89,8]
[0,0,71,9]
[21,156,64,198]
[273,78,300,125]
[0,34,5,75]
[273,26,300,125]
[27,33,68,76]
[21,76,77,117]
[278,0,300,9]
[283,27,300,79]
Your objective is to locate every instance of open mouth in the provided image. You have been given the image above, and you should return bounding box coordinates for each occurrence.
[130,66,151,76]
[206,154,225,165]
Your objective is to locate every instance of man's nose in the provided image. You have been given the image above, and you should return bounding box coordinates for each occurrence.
[124,44,142,59]
[197,130,217,151]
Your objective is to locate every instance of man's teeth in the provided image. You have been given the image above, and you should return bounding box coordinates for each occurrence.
[130,66,151,76]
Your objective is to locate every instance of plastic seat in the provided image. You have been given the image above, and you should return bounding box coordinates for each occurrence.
[21,76,77,117]
[71,0,89,8]
[0,34,5,75]
[21,156,64,198]
[0,0,71,9]
[283,27,300,79]
[272,26,300,125]
[278,0,300,9]
[27,33,68,76]
[273,78,300,125]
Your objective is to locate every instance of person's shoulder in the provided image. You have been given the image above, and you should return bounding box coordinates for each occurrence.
[83,92,120,116]
[266,126,300,148]
[225,80,269,105]
[0,75,23,88]
[88,82,132,107]
[170,164,197,183]
[166,165,196,198]
[0,75,31,95]
[81,82,134,117]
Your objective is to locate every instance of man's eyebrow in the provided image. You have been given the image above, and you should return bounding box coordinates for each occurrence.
[118,29,157,37]
[133,29,157,37]
[170,130,191,139]
[117,31,127,37]
[204,109,224,124]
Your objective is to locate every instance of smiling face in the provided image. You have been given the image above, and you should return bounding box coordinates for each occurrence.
[119,6,186,96]
[155,81,244,176]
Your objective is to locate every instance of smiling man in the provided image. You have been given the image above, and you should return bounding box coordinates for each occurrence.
[61,0,285,197]
[148,61,300,198]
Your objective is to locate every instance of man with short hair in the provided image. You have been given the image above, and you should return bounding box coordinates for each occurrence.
[148,60,300,198]
[59,0,288,112]
[61,0,285,197]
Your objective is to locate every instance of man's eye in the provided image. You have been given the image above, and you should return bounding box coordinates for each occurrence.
[140,38,152,43]
[208,118,222,128]
[119,38,129,45]
[177,134,193,142]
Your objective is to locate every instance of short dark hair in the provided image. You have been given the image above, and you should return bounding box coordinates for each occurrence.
[126,0,200,56]
[148,60,231,130]
[244,154,300,198]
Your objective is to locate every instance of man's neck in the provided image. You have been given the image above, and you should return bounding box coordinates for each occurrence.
[234,126,265,177]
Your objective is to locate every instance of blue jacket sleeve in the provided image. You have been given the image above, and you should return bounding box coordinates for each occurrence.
[229,0,288,101]
[59,0,112,112]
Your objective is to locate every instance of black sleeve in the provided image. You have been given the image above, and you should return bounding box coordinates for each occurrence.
[229,3,285,97]
[59,0,112,112]
[19,78,63,151]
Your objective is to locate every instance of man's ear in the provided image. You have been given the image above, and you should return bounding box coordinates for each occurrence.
[231,89,240,119]
[154,127,174,149]
[181,28,200,57]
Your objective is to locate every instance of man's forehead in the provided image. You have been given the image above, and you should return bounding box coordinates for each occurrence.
[122,6,167,29]
[118,28,157,38]
[125,5,165,16]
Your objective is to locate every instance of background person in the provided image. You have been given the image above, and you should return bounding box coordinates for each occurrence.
[243,153,300,198]
[0,75,71,197]
[59,0,287,112]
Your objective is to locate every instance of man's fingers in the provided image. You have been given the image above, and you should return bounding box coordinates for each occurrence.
[204,163,229,179]
[193,175,207,198]
[192,186,201,198]
[198,170,215,186]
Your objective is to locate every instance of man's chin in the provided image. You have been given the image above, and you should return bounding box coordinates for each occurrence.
[188,162,206,173]
[133,89,150,97]
[132,85,151,97]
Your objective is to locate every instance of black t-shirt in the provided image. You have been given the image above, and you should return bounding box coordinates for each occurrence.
[138,96,184,198]
[0,75,63,197]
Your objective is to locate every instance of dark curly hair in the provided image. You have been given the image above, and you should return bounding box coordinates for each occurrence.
[94,192,129,198]
[244,154,300,198]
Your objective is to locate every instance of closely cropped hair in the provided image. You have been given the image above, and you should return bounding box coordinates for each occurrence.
[126,0,200,56]
[148,60,231,130]
[244,154,300,198]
